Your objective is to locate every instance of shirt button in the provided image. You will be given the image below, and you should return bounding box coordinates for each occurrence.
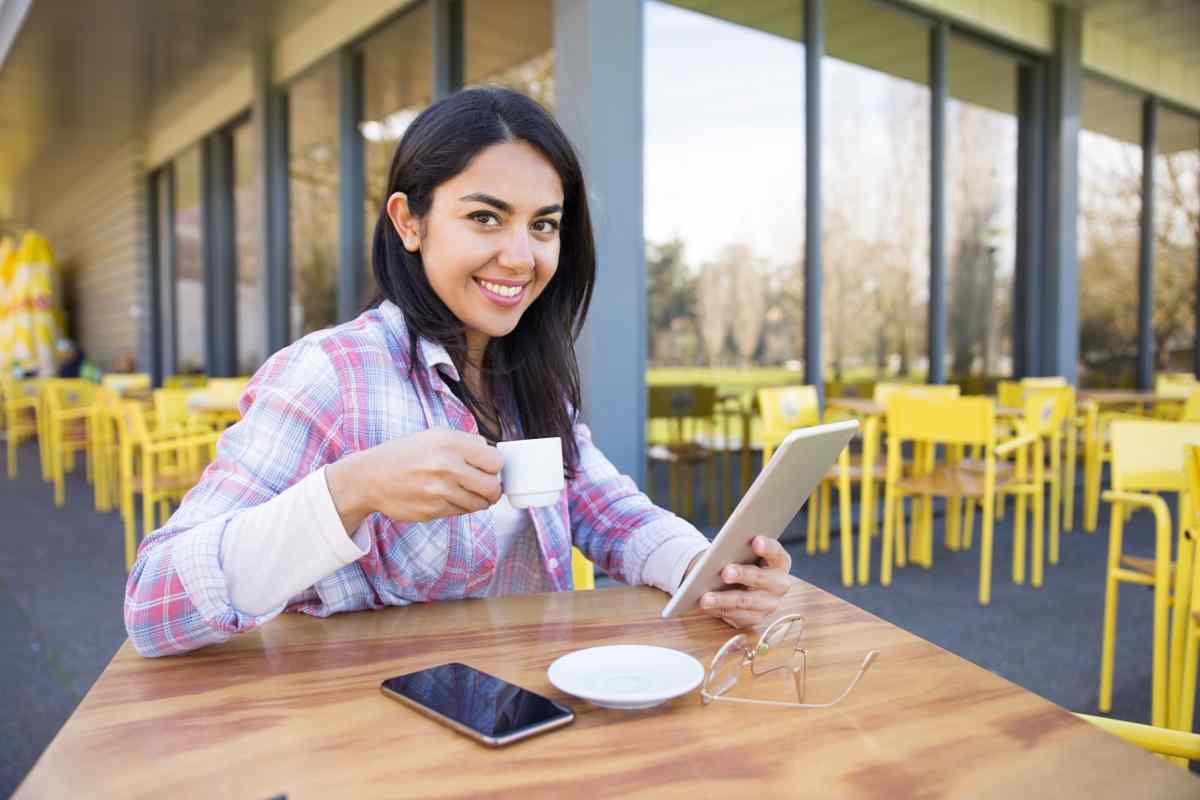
[548,558,559,570]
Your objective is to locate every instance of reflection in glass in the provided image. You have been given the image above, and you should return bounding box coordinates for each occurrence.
[464,0,554,109]
[233,120,264,374]
[174,146,205,374]
[1153,108,1198,373]
[824,0,929,384]
[645,1,805,374]
[946,35,1017,382]
[361,2,434,306]
[1078,78,1142,387]
[289,58,340,340]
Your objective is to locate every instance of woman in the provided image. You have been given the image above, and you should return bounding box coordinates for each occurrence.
[124,88,793,657]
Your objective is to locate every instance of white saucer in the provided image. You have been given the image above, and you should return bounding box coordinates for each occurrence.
[547,645,705,710]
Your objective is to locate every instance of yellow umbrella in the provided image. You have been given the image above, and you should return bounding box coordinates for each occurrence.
[7,232,62,376]
[0,236,16,373]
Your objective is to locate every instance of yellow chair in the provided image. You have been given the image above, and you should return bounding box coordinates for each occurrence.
[1176,445,1200,736]
[571,548,595,590]
[646,384,719,525]
[1013,387,1075,564]
[101,373,151,396]
[757,385,856,586]
[2,376,44,479]
[113,401,218,571]
[42,379,106,509]
[1074,714,1200,763]
[164,374,207,390]
[1177,388,1200,423]
[1098,421,1200,729]
[153,388,199,432]
[880,394,1038,604]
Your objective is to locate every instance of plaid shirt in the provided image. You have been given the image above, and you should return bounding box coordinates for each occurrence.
[125,301,703,657]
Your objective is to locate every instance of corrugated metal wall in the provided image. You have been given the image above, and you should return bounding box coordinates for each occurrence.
[22,140,147,371]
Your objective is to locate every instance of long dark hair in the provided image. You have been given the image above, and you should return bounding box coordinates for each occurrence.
[371,87,596,477]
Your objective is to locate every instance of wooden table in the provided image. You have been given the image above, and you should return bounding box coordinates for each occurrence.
[16,584,1197,799]
[1078,390,1175,408]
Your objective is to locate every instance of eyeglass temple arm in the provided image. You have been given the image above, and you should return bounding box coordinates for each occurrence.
[792,650,880,709]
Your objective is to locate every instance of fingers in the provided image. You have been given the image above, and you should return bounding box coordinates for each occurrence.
[456,464,503,504]
[459,435,505,473]
[438,481,495,515]
[700,588,782,619]
[719,563,792,596]
[751,535,792,572]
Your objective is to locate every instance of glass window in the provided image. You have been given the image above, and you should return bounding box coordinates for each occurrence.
[233,119,264,374]
[644,0,805,376]
[289,57,340,341]
[946,35,1018,384]
[361,2,435,306]
[464,0,554,109]
[1153,107,1199,373]
[825,0,930,385]
[1078,77,1142,387]
[174,146,206,374]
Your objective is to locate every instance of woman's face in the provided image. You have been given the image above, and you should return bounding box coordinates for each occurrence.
[388,140,564,357]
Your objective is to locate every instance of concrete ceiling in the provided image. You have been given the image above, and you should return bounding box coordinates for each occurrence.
[0,0,331,216]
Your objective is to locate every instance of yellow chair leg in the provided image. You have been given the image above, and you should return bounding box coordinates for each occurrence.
[839,463,853,587]
[1151,535,1171,729]
[52,434,65,508]
[963,498,976,551]
[881,485,895,586]
[1085,444,1102,533]
[1099,505,1124,713]
[1049,440,1062,565]
[895,496,907,568]
[1167,509,1194,730]
[978,488,995,606]
[819,481,831,553]
[1064,423,1077,532]
[806,490,819,556]
[1013,491,1027,585]
[1032,452,1045,588]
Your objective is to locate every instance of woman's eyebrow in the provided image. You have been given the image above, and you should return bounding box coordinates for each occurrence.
[459,192,562,217]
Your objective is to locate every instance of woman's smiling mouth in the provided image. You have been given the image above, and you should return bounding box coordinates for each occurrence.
[474,277,529,306]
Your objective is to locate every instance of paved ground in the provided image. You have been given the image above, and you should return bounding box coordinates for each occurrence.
[2,442,1196,793]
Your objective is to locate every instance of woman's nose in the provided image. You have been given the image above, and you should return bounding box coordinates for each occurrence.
[498,228,535,271]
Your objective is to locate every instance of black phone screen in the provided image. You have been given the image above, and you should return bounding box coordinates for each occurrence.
[381,663,572,738]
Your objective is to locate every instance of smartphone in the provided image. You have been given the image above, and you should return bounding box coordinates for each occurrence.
[380,662,575,747]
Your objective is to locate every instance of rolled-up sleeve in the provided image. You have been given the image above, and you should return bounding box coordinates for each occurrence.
[566,422,710,589]
[124,339,347,657]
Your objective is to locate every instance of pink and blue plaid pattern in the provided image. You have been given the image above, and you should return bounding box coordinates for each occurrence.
[125,301,697,657]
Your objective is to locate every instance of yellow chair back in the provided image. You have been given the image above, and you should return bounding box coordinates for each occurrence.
[44,378,97,413]
[886,394,995,446]
[1021,387,1074,437]
[757,385,821,444]
[153,389,196,431]
[102,373,151,395]
[1179,388,1200,423]
[997,380,1023,408]
[164,374,208,390]
[1022,376,1068,390]
[1156,373,1197,399]
[873,382,960,406]
[1109,421,1200,493]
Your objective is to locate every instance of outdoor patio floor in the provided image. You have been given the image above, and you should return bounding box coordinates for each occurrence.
[2,441,1197,793]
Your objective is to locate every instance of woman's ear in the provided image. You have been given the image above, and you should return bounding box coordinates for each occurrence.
[386,192,422,252]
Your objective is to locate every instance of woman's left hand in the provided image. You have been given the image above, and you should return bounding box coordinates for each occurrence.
[696,536,794,628]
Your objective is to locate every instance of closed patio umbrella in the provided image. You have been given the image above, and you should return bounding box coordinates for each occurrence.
[6,232,63,376]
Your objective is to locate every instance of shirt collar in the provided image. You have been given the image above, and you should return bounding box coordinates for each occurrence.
[378,300,461,384]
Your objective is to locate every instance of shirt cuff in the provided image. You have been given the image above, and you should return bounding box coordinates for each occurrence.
[639,531,711,595]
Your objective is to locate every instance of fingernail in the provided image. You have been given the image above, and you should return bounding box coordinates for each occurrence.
[754,536,765,549]
[703,594,716,608]
[725,567,738,581]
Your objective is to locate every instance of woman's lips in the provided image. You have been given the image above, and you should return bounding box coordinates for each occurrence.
[474,277,528,307]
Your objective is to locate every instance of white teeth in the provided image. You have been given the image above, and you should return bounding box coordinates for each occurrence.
[479,279,522,298]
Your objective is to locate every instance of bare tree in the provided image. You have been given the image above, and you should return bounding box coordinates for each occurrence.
[727,244,768,367]
[696,254,736,367]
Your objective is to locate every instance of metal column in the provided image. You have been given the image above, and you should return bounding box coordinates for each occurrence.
[143,172,163,385]
[157,167,177,376]
[202,131,238,377]
[805,0,823,400]
[338,46,365,323]
[433,0,463,99]
[554,0,645,484]
[254,44,291,356]
[1136,96,1157,389]
[1015,63,1044,379]
[1041,6,1082,382]
[928,21,948,385]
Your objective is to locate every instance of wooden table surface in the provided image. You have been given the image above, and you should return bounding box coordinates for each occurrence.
[16,583,1198,799]
[829,397,1023,418]
[1078,390,1174,405]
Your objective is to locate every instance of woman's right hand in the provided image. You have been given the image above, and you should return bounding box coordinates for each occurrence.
[326,429,504,534]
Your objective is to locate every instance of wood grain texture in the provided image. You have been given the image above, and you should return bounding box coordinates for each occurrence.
[16,583,1199,799]
[1078,390,1169,406]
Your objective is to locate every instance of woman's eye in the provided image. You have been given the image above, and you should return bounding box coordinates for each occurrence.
[470,212,500,226]
[533,219,560,234]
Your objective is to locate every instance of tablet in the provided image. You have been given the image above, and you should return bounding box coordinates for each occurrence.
[661,418,859,619]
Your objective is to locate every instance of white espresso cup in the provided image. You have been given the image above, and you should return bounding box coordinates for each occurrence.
[495,437,565,509]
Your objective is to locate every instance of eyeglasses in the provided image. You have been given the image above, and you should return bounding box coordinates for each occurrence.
[700,614,879,708]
